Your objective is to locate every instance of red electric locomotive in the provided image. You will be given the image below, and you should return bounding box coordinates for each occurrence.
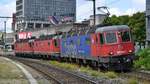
[14,34,60,59]
[91,25,134,70]
[33,38,60,59]
[14,39,34,57]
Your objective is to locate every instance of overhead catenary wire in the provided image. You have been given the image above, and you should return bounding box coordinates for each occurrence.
[78,0,122,21]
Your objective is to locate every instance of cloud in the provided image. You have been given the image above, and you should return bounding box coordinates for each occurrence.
[77,0,145,22]
[77,0,106,22]
[124,8,137,16]
[109,8,122,16]
[110,8,142,16]
[77,2,92,22]
[132,0,146,10]
[0,0,145,31]
[109,8,137,16]
[133,0,145,5]
[0,0,15,33]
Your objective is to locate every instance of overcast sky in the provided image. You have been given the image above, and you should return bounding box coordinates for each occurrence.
[0,0,146,32]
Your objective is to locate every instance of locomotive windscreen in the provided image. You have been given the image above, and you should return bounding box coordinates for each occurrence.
[106,32,117,43]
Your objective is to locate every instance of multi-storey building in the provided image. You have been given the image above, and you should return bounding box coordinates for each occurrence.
[146,0,150,42]
[15,0,76,31]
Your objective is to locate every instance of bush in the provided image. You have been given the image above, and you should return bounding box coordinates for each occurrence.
[128,78,138,84]
[134,48,150,70]
[105,72,118,79]
[50,61,79,71]
[50,61,118,79]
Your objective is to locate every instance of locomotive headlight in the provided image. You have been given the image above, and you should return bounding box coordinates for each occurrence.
[126,59,131,62]
[109,52,114,55]
[129,50,132,53]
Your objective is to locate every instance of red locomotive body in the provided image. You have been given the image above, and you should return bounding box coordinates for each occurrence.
[91,26,134,57]
[33,39,60,56]
[15,35,60,59]
[91,25,134,70]
[14,40,34,56]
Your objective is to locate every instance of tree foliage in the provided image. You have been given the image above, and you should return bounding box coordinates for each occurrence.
[134,48,150,70]
[104,12,146,42]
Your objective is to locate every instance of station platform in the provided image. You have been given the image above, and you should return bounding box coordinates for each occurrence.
[0,56,50,84]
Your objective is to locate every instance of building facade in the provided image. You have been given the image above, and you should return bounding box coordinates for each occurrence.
[146,0,150,42]
[15,0,76,31]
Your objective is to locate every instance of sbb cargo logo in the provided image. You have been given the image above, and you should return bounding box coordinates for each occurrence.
[18,32,32,39]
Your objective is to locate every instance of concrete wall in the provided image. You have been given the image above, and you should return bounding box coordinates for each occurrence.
[25,24,73,38]
[90,14,107,26]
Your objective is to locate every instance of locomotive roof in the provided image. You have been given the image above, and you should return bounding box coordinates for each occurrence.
[95,25,130,33]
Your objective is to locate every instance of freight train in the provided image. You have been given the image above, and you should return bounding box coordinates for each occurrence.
[14,25,135,70]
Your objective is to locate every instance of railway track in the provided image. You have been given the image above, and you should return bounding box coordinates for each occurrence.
[7,56,98,84]
[120,70,150,83]
[6,55,150,83]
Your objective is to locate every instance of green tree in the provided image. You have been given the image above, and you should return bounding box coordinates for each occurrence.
[104,12,145,42]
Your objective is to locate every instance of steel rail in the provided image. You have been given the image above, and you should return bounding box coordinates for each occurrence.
[8,56,98,84]
[120,70,150,82]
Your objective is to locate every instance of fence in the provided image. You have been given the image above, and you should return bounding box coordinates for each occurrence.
[135,42,148,53]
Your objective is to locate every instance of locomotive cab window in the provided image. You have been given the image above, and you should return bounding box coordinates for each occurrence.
[106,32,117,44]
[95,35,98,44]
[121,31,130,42]
[54,39,59,47]
[100,34,105,44]
[48,42,50,46]
[29,42,32,47]
[12,45,14,50]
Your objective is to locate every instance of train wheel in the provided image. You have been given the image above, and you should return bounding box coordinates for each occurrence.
[76,59,80,65]
[47,55,51,60]
[100,63,109,71]
[45,55,48,60]
[83,59,87,66]
[45,55,49,60]
[69,57,72,62]
[42,55,44,60]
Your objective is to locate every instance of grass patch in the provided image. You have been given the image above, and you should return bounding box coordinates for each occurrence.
[80,67,106,77]
[0,61,24,79]
[127,78,138,84]
[134,48,150,70]
[105,72,118,79]
[49,61,118,79]
[50,61,79,71]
